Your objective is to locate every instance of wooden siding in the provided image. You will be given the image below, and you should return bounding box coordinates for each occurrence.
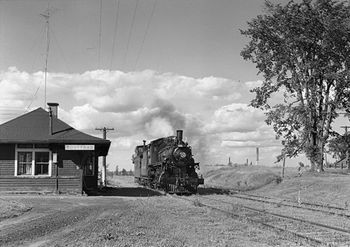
[0,145,99,193]
[53,153,81,177]
[60,159,81,176]
[0,176,81,193]
[0,144,15,176]
[0,160,14,176]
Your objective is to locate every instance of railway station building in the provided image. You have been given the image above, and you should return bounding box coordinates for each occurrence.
[0,103,111,194]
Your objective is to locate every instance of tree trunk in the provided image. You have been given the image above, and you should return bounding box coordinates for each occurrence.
[318,142,324,172]
[309,127,318,172]
[310,160,316,171]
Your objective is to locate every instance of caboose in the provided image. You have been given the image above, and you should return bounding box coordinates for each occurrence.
[133,130,204,194]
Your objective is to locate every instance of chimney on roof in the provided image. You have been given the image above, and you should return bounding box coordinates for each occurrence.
[48,103,59,136]
[47,102,59,118]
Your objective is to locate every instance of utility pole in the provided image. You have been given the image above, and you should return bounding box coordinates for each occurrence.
[341,126,350,170]
[96,127,114,186]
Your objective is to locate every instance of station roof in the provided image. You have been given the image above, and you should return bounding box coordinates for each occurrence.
[0,108,111,149]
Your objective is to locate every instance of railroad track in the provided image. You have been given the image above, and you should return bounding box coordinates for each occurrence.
[176,195,350,246]
[223,192,350,218]
[233,192,347,210]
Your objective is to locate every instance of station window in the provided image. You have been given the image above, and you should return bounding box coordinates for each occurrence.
[35,152,49,175]
[17,152,32,175]
[15,144,51,176]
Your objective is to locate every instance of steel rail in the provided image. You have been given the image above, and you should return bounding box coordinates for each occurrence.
[176,196,325,245]
[200,196,350,235]
[225,194,350,218]
[232,192,347,211]
[176,195,350,246]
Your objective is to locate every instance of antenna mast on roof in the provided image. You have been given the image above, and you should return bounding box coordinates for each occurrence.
[40,2,50,108]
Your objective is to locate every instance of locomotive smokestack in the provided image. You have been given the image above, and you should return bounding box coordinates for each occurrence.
[176,130,183,143]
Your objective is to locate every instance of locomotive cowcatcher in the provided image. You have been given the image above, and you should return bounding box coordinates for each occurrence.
[133,130,204,194]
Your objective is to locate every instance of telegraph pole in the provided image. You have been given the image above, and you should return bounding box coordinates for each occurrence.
[341,126,350,170]
[96,127,114,186]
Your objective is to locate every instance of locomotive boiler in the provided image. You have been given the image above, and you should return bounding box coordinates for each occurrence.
[133,130,204,194]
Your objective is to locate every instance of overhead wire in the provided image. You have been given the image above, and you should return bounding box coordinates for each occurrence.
[0,107,27,119]
[27,21,46,73]
[98,0,103,68]
[0,112,26,116]
[110,0,120,70]
[26,1,64,112]
[26,9,50,111]
[43,2,50,108]
[51,26,70,73]
[26,85,43,111]
[134,0,157,69]
[0,106,27,109]
[123,0,140,70]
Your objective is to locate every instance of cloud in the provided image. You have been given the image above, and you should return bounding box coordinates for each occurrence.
[204,103,266,134]
[145,117,174,137]
[221,140,259,148]
[0,67,38,106]
[0,67,281,168]
[245,80,263,89]
[111,137,135,149]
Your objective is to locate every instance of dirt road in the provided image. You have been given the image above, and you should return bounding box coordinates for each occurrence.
[0,178,305,247]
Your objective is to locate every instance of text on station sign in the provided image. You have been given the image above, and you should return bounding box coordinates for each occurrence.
[65,145,95,150]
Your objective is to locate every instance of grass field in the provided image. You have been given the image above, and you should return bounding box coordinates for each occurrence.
[204,165,283,191]
[204,165,350,208]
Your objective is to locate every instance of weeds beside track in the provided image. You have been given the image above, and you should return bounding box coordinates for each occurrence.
[175,194,350,246]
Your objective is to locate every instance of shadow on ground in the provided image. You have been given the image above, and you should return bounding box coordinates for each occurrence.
[86,187,164,197]
[197,187,231,195]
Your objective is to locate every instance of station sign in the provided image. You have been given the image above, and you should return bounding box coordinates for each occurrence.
[65,145,95,150]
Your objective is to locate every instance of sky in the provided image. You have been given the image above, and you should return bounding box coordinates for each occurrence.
[0,0,345,171]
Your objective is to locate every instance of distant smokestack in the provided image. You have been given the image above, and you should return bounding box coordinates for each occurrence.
[176,130,183,143]
[47,102,59,118]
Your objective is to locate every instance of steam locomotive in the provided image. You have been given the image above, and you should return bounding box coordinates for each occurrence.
[133,130,204,194]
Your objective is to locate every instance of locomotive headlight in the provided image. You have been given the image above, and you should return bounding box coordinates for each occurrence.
[180,151,186,158]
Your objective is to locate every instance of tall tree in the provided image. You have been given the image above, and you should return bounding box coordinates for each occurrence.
[328,133,350,160]
[241,0,350,171]
[115,165,119,176]
[121,168,127,176]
